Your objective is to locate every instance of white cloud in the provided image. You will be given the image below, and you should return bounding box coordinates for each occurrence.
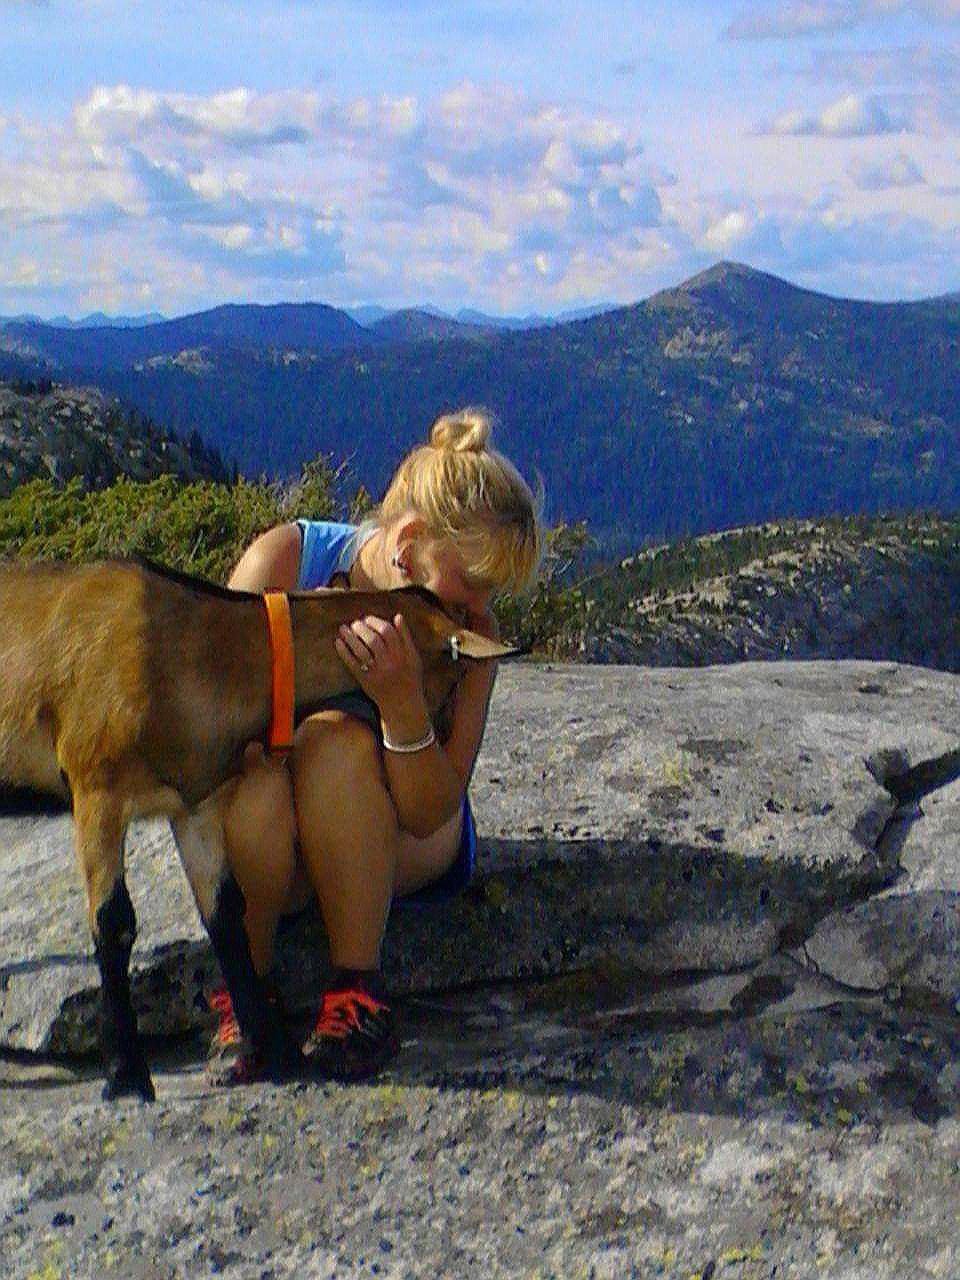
[76,86,319,150]
[379,96,422,139]
[0,128,139,226]
[724,3,861,40]
[182,214,345,280]
[725,0,960,40]
[771,108,811,135]
[822,94,899,134]
[0,258,64,290]
[349,82,662,280]
[849,150,925,187]
[705,210,755,253]
[769,94,902,136]
[542,139,581,184]
[1,80,673,313]
[219,224,255,250]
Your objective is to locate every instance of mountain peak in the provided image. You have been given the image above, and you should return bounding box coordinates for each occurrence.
[646,261,835,322]
[677,261,802,297]
[684,260,760,284]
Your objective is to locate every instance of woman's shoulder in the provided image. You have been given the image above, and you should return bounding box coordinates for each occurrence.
[228,522,303,592]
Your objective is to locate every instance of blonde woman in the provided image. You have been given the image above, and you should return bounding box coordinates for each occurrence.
[212,407,542,1083]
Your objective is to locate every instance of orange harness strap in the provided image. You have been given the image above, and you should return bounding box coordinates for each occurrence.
[263,591,295,755]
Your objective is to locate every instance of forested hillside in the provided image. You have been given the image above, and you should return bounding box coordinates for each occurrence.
[0,377,227,495]
[5,263,959,554]
[507,513,960,671]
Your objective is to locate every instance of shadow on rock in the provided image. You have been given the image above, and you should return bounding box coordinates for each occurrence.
[392,969,960,1132]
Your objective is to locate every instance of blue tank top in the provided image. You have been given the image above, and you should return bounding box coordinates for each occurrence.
[294,518,477,904]
[296,520,376,590]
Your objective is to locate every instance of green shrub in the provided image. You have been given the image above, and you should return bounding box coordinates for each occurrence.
[0,455,363,583]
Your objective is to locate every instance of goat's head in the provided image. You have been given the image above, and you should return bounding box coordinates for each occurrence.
[391,585,524,708]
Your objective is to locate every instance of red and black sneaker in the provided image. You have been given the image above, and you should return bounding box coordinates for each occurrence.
[302,968,401,1081]
[207,983,279,1086]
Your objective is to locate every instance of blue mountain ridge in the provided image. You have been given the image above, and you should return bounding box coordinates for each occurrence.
[2,261,958,553]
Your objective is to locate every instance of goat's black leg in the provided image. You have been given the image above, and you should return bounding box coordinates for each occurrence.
[171,795,301,1082]
[95,879,154,1101]
[206,871,298,1078]
[75,787,154,1102]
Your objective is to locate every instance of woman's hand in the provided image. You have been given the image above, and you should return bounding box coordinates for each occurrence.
[335,613,429,734]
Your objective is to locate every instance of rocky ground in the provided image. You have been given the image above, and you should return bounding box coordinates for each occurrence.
[3,661,960,1278]
[6,967,960,1280]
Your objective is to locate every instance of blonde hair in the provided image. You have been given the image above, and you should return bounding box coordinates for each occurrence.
[377,406,542,594]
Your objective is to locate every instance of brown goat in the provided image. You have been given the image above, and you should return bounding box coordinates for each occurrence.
[0,556,516,1101]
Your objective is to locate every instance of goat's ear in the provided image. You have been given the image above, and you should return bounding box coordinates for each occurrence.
[452,629,526,660]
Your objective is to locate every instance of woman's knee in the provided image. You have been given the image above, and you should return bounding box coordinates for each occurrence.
[292,711,384,794]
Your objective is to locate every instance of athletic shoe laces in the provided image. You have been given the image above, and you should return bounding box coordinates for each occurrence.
[211,986,243,1047]
[312,988,389,1041]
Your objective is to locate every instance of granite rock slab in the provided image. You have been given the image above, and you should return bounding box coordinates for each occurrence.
[4,962,960,1279]
[2,660,959,1056]
[802,771,960,1003]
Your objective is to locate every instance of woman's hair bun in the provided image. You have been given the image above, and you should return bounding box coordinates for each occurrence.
[430,406,494,453]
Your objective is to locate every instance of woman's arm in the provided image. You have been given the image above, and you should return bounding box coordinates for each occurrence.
[228,523,303,593]
[336,611,500,839]
[230,523,484,836]
[381,657,497,839]
[438,611,500,789]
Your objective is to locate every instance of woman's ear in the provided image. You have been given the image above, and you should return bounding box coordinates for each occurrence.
[394,515,428,549]
[394,515,429,576]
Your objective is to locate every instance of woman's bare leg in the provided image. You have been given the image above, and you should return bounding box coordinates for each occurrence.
[223,746,298,976]
[289,710,468,1079]
[394,809,465,897]
[292,711,400,971]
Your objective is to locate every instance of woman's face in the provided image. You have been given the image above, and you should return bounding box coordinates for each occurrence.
[414,536,495,620]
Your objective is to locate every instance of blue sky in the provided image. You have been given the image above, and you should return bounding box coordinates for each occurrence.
[1,0,958,317]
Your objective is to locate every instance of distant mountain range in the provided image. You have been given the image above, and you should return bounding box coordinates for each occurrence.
[0,302,371,374]
[453,304,611,328]
[4,302,603,334]
[3,262,958,552]
[5,312,169,330]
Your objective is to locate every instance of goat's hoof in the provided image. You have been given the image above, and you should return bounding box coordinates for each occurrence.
[102,1058,156,1103]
